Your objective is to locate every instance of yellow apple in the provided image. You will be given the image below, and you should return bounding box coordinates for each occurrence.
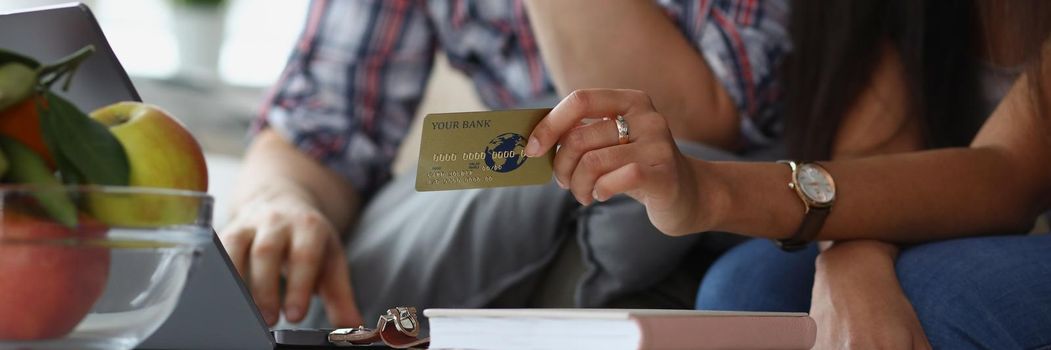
[87,102,208,227]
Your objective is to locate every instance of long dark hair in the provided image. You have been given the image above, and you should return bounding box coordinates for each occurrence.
[783,0,1049,161]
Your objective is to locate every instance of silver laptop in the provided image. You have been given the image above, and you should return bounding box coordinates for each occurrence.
[0,4,274,349]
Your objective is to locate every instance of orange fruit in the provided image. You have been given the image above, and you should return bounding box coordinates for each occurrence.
[0,94,54,167]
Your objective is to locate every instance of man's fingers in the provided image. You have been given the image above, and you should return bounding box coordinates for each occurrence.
[526,89,652,157]
[319,239,363,327]
[281,218,328,323]
[249,224,291,326]
[553,119,621,187]
[218,223,254,282]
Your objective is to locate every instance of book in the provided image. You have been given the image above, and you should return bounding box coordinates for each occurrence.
[424,308,816,350]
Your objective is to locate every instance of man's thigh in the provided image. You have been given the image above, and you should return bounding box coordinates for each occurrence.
[342,169,576,322]
[300,141,781,326]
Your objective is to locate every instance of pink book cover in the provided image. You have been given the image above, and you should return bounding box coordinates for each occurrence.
[631,311,816,349]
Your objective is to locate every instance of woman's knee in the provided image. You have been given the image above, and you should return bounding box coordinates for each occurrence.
[896,235,1051,349]
[695,239,817,312]
[896,235,1051,301]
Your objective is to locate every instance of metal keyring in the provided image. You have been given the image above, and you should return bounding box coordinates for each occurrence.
[615,115,630,144]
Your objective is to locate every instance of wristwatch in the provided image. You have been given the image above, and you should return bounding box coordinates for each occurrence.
[775,161,836,251]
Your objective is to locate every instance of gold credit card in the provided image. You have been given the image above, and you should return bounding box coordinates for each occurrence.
[416,109,553,191]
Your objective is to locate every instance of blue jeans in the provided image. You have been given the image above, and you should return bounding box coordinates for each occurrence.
[696,235,1051,349]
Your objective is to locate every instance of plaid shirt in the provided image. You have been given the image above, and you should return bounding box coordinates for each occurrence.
[259,0,789,195]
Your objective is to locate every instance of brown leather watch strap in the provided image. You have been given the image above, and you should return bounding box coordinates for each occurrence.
[776,206,828,251]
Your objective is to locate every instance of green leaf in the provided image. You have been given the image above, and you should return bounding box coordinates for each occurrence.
[0,135,77,227]
[0,48,41,69]
[37,45,95,91]
[39,91,129,186]
[54,150,85,185]
[0,146,8,179]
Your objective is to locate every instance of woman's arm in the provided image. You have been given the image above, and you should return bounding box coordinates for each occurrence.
[526,65,1051,243]
[523,0,740,149]
[809,240,932,349]
[806,44,930,348]
[707,71,1051,242]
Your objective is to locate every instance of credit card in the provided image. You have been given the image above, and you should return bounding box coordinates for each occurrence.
[416,109,553,191]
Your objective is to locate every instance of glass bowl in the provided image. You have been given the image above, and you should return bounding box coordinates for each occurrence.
[0,185,212,350]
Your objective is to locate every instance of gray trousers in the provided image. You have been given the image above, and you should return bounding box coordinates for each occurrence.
[301,141,783,329]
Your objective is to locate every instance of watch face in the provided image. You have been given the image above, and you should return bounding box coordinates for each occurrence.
[796,163,835,204]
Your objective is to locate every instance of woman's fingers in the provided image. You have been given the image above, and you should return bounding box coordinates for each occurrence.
[319,237,364,327]
[557,111,673,205]
[593,162,647,202]
[281,213,329,323]
[553,119,621,187]
[249,221,291,326]
[526,89,652,157]
[568,144,640,204]
[533,88,703,235]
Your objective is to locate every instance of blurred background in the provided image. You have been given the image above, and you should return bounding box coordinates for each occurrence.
[1,0,484,227]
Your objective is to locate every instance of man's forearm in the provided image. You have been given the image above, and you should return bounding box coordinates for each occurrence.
[524,0,741,149]
[236,129,361,232]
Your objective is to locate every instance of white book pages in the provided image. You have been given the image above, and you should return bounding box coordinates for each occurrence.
[429,317,640,350]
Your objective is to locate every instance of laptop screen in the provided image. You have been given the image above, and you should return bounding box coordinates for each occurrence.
[0,3,140,110]
[0,4,274,350]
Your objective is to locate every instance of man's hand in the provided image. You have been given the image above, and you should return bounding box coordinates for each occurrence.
[219,129,364,327]
[220,186,362,327]
[811,240,930,349]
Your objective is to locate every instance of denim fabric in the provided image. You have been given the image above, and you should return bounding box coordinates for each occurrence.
[696,235,1051,350]
[695,239,816,312]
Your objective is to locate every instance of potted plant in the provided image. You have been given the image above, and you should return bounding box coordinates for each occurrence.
[169,0,228,84]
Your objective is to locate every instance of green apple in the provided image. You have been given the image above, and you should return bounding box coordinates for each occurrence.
[87,102,208,227]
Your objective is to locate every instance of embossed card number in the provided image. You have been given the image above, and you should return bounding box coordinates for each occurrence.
[415,109,553,192]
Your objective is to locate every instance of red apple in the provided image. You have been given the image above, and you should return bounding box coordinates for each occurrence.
[0,211,110,340]
[87,102,208,227]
